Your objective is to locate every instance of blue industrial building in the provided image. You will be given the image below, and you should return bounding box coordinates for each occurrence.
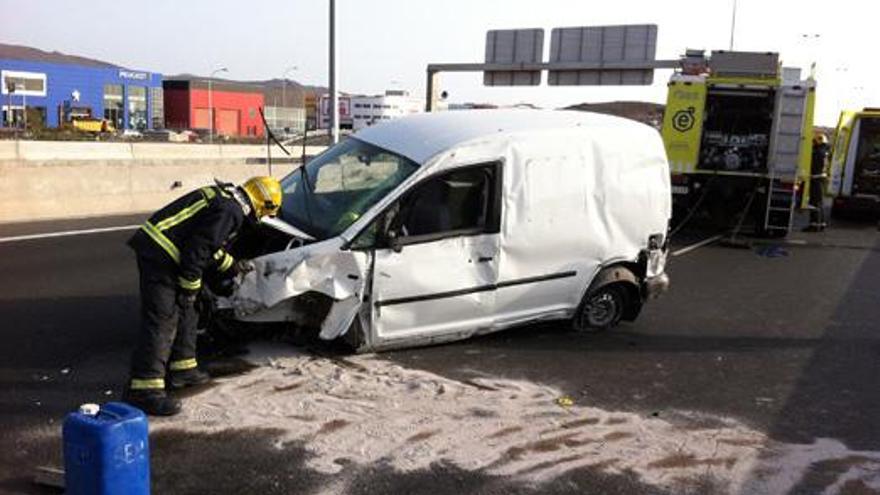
[1,59,163,130]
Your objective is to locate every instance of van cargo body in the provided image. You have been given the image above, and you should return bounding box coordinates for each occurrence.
[217,110,671,352]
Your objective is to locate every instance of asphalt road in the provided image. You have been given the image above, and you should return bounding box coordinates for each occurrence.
[0,216,878,494]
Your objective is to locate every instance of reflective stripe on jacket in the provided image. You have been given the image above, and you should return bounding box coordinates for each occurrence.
[128,186,245,289]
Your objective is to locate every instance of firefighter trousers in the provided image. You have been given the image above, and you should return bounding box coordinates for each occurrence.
[129,256,199,390]
[809,178,826,227]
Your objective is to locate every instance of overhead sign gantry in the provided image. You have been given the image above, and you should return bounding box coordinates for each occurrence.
[426,24,679,111]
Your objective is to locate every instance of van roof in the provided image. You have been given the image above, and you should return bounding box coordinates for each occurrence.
[354,109,648,164]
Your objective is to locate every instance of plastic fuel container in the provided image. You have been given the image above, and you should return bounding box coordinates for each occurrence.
[63,402,150,495]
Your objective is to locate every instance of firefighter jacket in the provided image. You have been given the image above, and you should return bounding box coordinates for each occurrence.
[128,185,245,291]
[811,143,830,179]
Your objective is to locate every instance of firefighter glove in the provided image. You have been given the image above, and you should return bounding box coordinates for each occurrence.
[235,259,255,275]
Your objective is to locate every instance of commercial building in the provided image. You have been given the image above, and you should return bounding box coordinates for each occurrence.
[263,82,306,136]
[163,79,264,137]
[313,90,425,131]
[317,94,353,130]
[350,90,424,130]
[0,58,163,130]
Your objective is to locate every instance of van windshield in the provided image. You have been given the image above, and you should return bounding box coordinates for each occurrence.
[279,138,419,239]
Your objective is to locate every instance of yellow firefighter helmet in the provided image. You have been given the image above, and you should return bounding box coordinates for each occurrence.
[241,176,283,219]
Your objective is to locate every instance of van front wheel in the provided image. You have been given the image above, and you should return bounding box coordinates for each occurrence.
[573,284,627,332]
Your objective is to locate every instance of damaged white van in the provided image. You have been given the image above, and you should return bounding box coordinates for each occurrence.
[218,110,671,351]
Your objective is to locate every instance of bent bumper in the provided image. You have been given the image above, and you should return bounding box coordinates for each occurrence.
[643,273,670,299]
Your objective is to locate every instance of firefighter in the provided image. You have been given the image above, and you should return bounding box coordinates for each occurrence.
[123,176,283,416]
[803,133,830,232]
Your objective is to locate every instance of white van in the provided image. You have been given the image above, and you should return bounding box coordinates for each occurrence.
[221,110,671,352]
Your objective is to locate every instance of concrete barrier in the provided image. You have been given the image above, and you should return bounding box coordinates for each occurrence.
[0,140,326,224]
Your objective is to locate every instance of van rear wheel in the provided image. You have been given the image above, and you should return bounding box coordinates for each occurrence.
[573,284,627,332]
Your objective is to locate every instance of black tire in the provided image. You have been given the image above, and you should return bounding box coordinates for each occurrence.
[573,284,627,333]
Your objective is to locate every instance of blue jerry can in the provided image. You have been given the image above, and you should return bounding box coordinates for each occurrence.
[63,402,150,495]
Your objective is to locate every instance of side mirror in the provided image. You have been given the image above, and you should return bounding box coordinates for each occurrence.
[386,229,403,253]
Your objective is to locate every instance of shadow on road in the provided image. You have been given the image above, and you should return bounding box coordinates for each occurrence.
[765,234,880,449]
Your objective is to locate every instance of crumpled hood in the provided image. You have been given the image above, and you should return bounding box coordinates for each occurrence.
[232,237,366,316]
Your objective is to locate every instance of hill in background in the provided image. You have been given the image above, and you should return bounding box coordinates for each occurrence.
[565,101,664,127]
[0,42,326,104]
[0,42,118,68]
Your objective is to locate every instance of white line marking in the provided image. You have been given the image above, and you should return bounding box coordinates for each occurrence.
[671,234,724,257]
[0,224,140,243]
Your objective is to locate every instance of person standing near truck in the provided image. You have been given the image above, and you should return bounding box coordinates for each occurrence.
[123,176,283,416]
[804,133,830,232]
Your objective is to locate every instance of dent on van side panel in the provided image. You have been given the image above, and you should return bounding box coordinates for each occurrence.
[497,129,667,318]
[494,137,595,320]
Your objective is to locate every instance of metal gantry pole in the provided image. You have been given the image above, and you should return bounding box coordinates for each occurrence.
[329,0,339,144]
[729,0,738,50]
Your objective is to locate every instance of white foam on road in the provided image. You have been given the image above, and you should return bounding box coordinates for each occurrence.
[152,344,880,493]
[0,225,139,243]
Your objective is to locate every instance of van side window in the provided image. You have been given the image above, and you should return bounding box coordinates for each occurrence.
[395,163,501,241]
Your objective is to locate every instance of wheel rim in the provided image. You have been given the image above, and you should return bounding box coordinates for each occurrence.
[585,291,619,328]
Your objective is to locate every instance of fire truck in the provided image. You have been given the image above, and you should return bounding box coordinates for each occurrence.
[828,108,880,215]
[661,50,817,236]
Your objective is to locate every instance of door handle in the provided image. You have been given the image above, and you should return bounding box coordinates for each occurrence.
[477,256,494,263]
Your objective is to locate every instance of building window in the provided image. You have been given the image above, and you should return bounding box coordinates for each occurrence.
[127,86,147,130]
[150,87,163,129]
[1,70,47,96]
[103,84,124,129]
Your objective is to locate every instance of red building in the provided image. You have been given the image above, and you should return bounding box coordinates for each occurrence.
[163,79,264,137]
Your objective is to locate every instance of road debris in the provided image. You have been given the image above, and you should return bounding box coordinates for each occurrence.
[756,245,789,258]
[145,344,880,493]
[555,396,575,408]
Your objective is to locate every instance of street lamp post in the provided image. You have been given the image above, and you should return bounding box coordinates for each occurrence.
[282,65,297,134]
[6,82,14,133]
[799,33,821,77]
[208,67,228,144]
[15,83,27,131]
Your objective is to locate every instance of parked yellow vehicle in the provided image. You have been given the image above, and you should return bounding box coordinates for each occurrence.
[73,118,115,133]
[828,108,880,215]
[660,51,816,235]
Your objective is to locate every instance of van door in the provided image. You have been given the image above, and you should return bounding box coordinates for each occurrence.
[369,162,502,340]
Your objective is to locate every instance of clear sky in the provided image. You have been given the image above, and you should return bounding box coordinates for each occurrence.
[1,0,874,125]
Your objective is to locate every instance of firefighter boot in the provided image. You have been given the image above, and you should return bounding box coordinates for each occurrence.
[123,389,182,416]
[168,368,211,390]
